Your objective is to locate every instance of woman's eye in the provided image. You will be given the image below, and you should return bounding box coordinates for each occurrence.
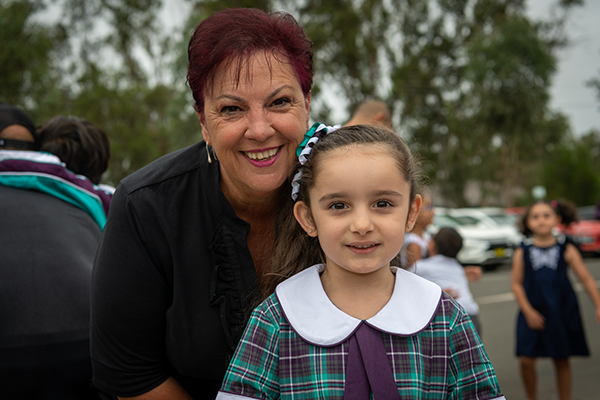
[329,202,347,210]
[272,97,291,107]
[220,105,241,114]
[375,200,392,208]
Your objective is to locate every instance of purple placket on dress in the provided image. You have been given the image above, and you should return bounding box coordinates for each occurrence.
[343,322,400,399]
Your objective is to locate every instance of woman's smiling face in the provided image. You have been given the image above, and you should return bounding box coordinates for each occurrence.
[200,52,310,202]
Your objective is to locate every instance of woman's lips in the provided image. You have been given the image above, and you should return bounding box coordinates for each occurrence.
[243,146,281,167]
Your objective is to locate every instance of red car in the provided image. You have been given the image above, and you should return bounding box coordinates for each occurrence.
[559,206,600,256]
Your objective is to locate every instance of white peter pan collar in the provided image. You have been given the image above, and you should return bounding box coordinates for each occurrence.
[275,264,442,346]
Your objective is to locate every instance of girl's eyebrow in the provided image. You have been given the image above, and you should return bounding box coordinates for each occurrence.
[373,190,403,197]
[319,192,347,202]
[318,190,403,203]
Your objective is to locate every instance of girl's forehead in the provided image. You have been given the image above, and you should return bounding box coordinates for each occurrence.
[322,143,396,162]
[312,144,409,188]
[530,203,554,214]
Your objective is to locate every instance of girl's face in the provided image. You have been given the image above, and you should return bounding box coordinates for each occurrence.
[294,145,421,278]
[526,203,559,236]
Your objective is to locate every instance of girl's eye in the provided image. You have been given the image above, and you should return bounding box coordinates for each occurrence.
[220,105,241,114]
[329,202,347,210]
[375,200,392,208]
[272,97,291,107]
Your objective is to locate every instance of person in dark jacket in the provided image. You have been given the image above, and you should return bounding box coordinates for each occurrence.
[38,115,111,185]
[0,103,110,399]
[90,8,314,400]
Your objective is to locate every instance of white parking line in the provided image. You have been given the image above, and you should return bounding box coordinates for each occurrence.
[476,280,600,305]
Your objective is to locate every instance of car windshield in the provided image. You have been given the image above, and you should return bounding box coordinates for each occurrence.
[488,214,519,226]
[434,214,467,228]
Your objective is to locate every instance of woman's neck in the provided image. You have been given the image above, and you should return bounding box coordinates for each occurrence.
[222,184,281,221]
[220,180,284,280]
[320,266,395,320]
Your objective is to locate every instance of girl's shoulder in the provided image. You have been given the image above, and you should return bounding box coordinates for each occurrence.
[250,292,287,326]
[435,291,470,324]
[519,234,566,249]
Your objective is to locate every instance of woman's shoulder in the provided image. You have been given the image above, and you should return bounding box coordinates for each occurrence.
[119,142,208,195]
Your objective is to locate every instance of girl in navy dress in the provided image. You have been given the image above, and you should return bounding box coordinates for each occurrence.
[216,124,504,399]
[511,199,600,400]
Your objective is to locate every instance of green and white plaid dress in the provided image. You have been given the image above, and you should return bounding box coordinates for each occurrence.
[217,265,505,400]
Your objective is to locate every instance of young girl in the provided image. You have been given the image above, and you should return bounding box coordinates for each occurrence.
[511,199,600,400]
[216,124,504,399]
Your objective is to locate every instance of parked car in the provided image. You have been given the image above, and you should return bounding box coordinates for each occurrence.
[558,206,600,256]
[428,207,518,270]
[450,207,524,247]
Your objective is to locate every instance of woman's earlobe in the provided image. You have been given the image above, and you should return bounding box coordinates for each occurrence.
[197,111,210,144]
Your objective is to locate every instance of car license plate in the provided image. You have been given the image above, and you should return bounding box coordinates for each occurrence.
[495,248,505,257]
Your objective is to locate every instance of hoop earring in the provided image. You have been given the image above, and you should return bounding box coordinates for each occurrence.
[207,149,212,164]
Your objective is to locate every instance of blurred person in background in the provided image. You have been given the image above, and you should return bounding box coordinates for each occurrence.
[414,227,483,336]
[344,99,392,128]
[511,199,600,400]
[0,103,111,399]
[38,115,112,186]
[401,188,434,270]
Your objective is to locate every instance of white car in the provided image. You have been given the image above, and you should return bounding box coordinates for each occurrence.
[449,207,524,248]
[428,207,521,270]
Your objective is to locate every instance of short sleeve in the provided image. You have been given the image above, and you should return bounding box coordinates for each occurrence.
[90,183,171,396]
[218,298,281,399]
[447,308,504,399]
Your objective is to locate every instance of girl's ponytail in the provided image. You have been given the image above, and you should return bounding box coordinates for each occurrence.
[551,199,579,228]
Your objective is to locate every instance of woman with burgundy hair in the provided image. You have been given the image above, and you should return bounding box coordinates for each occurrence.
[90,8,313,399]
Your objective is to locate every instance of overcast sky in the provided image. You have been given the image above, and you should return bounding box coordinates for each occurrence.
[527,0,600,136]
[162,1,600,135]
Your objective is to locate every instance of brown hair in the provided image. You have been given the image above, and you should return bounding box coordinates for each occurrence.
[263,124,421,300]
[432,227,463,258]
[38,116,110,184]
[518,199,579,237]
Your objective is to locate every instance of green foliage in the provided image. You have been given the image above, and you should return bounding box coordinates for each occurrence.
[541,133,600,207]
[0,1,66,111]
[290,0,582,206]
[1,0,595,204]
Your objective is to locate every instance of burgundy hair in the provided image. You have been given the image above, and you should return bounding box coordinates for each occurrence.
[187,8,313,115]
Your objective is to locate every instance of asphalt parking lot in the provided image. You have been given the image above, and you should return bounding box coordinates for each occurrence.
[471,257,600,400]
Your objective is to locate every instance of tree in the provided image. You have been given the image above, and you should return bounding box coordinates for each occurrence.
[1,0,588,197]
[540,132,600,206]
[282,0,582,206]
[0,0,203,185]
[0,1,66,116]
